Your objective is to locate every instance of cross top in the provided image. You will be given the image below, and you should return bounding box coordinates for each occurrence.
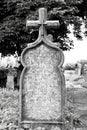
[26,8,60,38]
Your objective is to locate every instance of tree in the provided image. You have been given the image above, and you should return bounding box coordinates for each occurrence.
[0,0,87,56]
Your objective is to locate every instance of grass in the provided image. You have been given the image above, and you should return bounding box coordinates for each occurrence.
[0,89,19,130]
[0,73,87,130]
[65,70,87,130]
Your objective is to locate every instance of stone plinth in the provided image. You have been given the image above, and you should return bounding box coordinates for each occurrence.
[6,74,14,89]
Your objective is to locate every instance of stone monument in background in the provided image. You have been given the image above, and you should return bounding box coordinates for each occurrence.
[19,8,65,130]
[6,68,16,90]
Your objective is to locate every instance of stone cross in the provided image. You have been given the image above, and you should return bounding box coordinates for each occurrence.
[26,8,60,38]
[20,8,65,130]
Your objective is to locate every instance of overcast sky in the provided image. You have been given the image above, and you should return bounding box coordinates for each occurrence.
[64,24,87,65]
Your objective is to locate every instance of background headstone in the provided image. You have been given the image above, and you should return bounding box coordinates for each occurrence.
[75,63,82,76]
[6,68,16,90]
[6,74,14,89]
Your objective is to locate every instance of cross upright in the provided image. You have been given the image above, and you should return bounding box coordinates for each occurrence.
[26,8,60,38]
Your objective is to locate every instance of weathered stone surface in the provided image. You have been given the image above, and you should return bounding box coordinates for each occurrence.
[20,8,65,130]
[6,69,16,89]
[22,44,62,120]
[28,125,61,130]
[22,124,61,130]
[6,74,14,89]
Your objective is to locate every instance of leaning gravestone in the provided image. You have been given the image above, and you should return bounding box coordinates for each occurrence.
[19,8,65,130]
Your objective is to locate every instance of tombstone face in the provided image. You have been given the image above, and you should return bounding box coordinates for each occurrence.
[20,42,65,125]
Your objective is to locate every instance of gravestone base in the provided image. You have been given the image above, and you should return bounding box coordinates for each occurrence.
[20,120,65,130]
[21,123,64,130]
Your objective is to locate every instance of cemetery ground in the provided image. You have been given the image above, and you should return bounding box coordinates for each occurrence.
[0,70,87,130]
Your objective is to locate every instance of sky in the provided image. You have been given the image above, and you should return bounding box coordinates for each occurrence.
[64,24,87,65]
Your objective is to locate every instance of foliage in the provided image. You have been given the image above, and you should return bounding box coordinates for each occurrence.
[0,0,87,56]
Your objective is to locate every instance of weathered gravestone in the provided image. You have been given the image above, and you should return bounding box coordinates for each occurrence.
[75,63,82,76]
[19,8,65,130]
[6,68,16,90]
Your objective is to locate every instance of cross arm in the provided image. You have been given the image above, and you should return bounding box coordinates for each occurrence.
[45,21,60,29]
[26,20,40,29]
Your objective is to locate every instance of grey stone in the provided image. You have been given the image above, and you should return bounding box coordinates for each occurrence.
[6,74,14,89]
[19,8,65,130]
[75,63,82,76]
[6,69,16,89]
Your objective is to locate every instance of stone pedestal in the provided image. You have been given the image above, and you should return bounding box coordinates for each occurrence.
[6,69,16,89]
[6,74,14,89]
